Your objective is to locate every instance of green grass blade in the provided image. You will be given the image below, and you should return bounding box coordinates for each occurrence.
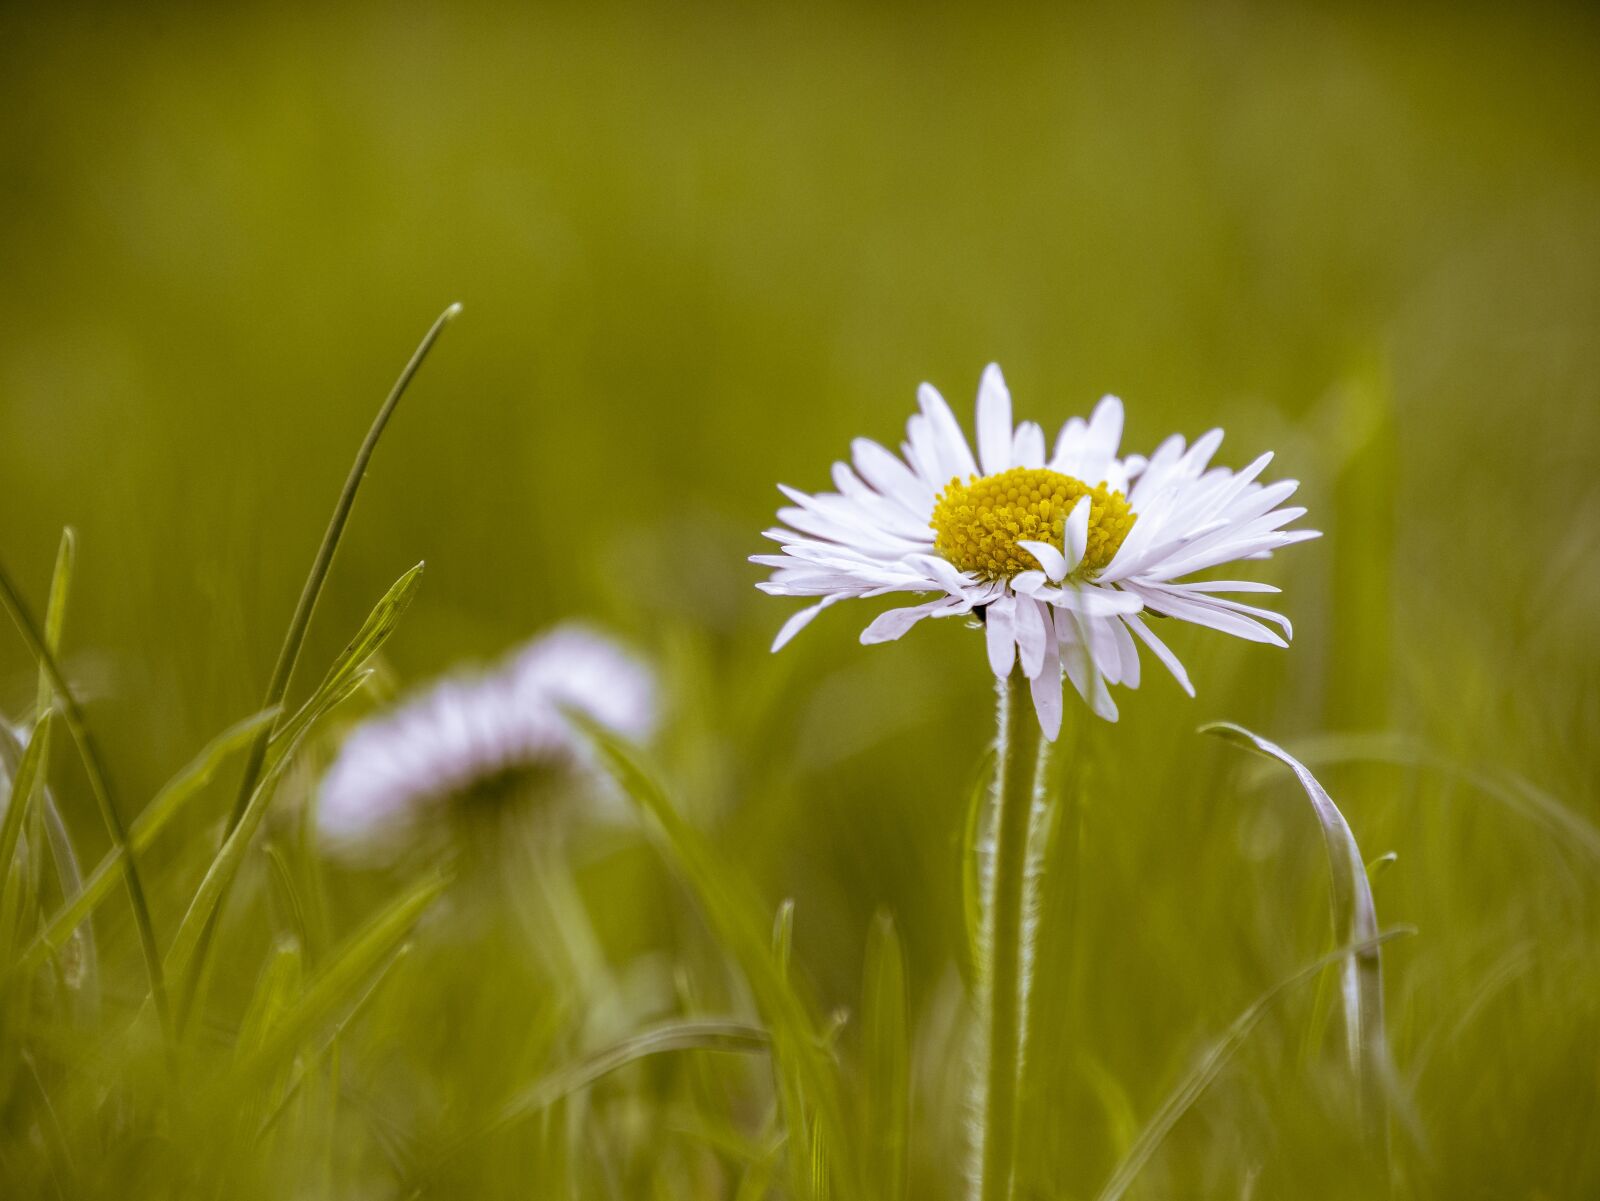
[568,712,852,1199]
[0,714,51,897]
[483,1019,769,1139]
[184,307,457,1032]
[861,909,910,1201]
[0,554,173,1043]
[1272,730,1600,865]
[773,897,796,977]
[224,306,459,839]
[170,678,367,1013]
[1203,722,1396,1158]
[21,530,73,932]
[271,561,423,759]
[17,707,277,975]
[1092,929,1413,1201]
[225,868,449,1095]
[236,935,305,1060]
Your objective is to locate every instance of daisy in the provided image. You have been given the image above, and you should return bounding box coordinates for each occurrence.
[753,364,1317,737]
[316,624,657,859]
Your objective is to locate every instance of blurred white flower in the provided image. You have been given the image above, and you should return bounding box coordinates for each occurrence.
[317,624,656,859]
[754,364,1317,737]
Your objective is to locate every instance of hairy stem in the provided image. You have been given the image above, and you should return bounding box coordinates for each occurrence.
[980,667,1048,1201]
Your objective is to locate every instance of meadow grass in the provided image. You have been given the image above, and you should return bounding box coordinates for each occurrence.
[2,2,1599,1198]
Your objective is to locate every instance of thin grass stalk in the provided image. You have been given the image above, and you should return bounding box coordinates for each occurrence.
[33,529,100,1019]
[179,302,460,1030]
[22,531,71,922]
[977,667,1048,1201]
[0,556,173,1043]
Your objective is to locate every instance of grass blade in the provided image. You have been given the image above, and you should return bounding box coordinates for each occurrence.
[18,707,278,975]
[169,675,368,1010]
[862,910,910,1201]
[225,307,458,837]
[1092,929,1412,1201]
[486,1019,769,1138]
[0,715,51,899]
[569,712,852,1200]
[225,868,449,1095]
[186,306,459,1031]
[1203,721,1396,1158]
[0,554,172,1043]
[270,561,424,763]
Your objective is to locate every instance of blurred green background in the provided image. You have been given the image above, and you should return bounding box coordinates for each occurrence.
[1,1,1597,1197]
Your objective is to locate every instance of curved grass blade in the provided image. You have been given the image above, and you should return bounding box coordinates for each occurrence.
[568,712,852,1200]
[185,306,458,1032]
[862,910,910,1201]
[0,555,172,1042]
[1263,730,1600,866]
[1203,722,1396,1158]
[482,1019,769,1141]
[1092,929,1412,1201]
[18,707,278,975]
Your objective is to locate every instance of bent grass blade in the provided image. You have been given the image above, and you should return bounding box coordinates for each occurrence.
[1203,722,1399,1161]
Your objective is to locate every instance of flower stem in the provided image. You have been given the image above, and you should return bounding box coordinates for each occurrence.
[981,666,1047,1201]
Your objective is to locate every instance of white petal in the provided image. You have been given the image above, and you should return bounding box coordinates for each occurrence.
[1059,611,1119,722]
[1016,539,1068,582]
[860,599,946,644]
[1043,583,1145,616]
[976,363,1014,476]
[852,437,934,516]
[917,383,979,481]
[1085,395,1124,463]
[1015,596,1049,679]
[1124,614,1194,696]
[985,595,1016,677]
[1011,421,1046,469]
[1062,495,1091,574]
[1009,569,1051,595]
[1110,616,1140,689]
[1131,585,1288,646]
[1029,634,1063,742]
[772,595,841,652]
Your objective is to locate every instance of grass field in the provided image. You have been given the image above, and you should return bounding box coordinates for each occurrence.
[1,2,1598,1197]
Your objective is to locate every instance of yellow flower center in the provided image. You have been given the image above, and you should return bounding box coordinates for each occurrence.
[930,466,1136,580]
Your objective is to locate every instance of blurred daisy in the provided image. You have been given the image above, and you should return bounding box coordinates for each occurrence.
[754,365,1317,736]
[317,624,656,859]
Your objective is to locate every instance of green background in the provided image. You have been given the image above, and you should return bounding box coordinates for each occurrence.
[1,2,1596,1197]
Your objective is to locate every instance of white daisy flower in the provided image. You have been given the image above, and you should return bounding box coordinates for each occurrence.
[754,365,1318,737]
[317,624,657,858]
